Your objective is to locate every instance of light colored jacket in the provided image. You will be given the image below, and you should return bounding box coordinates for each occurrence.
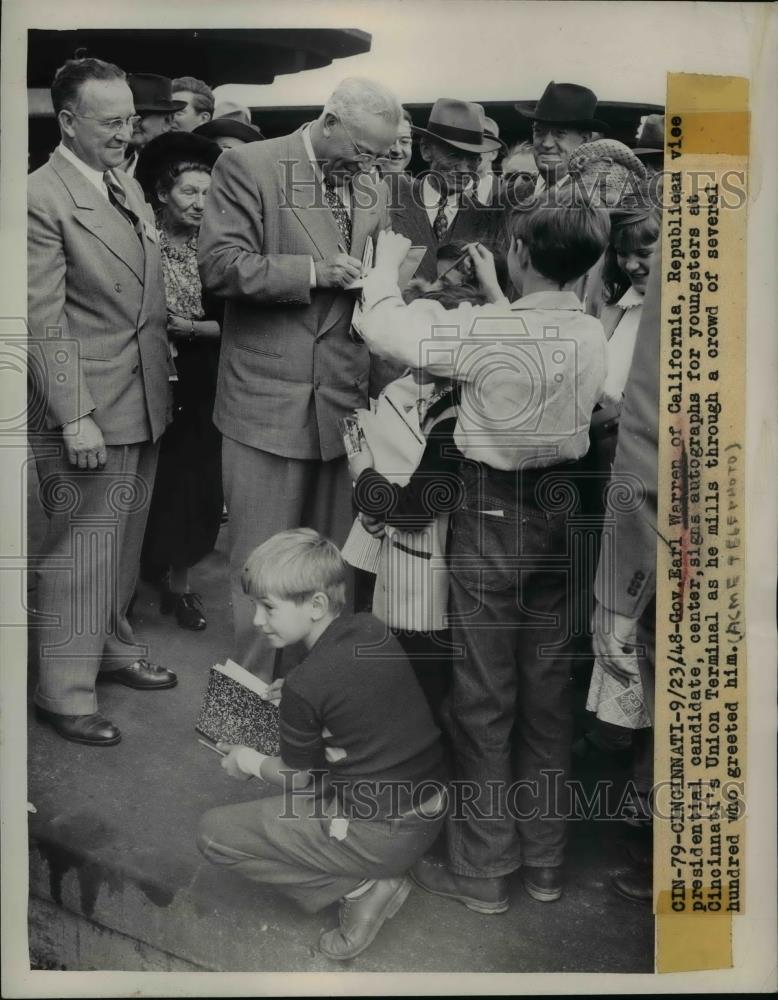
[198,128,390,461]
[27,148,171,444]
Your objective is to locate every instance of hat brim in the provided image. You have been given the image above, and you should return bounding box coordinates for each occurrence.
[514,103,610,133]
[411,125,502,154]
[195,119,265,144]
[135,132,222,197]
[134,99,188,114]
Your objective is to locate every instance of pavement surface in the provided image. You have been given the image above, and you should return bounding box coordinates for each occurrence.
[26,470,654,973]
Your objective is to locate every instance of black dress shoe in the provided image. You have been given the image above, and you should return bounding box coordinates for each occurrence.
[160,589,207,631]
[319,878,412,961]
[35,707,121,746]
[522,866,563,902]
[100,659,177,690]
[611,866,652,904]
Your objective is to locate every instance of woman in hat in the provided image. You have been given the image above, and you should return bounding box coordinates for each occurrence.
[194,116,265,151]
[135,132,224,631]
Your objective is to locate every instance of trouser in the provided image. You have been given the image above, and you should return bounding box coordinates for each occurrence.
[444,463,579,877]
[393,628,453,733]
[221,438,353,677]
[197,791,446,913]
[30,437,159,715]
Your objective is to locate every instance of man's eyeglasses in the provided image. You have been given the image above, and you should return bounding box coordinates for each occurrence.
[339,118,382,167]
[68,113,141,134]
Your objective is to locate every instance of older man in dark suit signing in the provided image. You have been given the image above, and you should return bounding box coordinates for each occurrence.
[28,58,177,747]
[199,77,399,679]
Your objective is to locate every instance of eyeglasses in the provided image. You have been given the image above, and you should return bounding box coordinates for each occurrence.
[69,113,141,134]
[339,118,382,167]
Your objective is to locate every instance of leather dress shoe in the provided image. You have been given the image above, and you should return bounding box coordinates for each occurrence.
[410,856,509,914]
[100,659,177,690]
[522,866,563,902]
[611,866,652,905]
[35,707,121,747]
[319,878,412,961]
[160,588,207,631]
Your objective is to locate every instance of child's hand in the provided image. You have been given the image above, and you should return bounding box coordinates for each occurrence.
[347,441,375,480]
[261,678,284,706]
[217,743,256,781]
[467,243,504,302]
[359,513,386,539]
[375,230,411,272]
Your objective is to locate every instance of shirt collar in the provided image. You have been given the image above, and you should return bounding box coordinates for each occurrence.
[57,142,108,194]
[617,286,644,309]
[510,289,584,312]
[421,175,469,209]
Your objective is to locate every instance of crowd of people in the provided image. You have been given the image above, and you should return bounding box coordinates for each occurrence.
[28,57,663,962]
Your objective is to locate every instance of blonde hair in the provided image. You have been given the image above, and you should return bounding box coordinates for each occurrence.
[241,528,347,613]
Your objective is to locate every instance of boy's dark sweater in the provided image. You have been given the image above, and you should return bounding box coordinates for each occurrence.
[353,387,464,533]
[280,612,447,819]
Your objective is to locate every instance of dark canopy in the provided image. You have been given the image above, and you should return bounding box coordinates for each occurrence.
[27,27,372,88]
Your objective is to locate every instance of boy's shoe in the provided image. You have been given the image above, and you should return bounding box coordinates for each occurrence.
[522,866,563,902]
[410,856,509,914]
[319,877,411,961]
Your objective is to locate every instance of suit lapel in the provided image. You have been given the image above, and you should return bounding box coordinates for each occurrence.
[51,151,145,282]
[284,130,342,259]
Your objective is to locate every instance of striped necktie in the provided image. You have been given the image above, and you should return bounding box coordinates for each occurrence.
[324,181,352,253]
[103,171,142,239]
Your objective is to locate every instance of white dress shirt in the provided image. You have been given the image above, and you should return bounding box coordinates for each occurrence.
[57,143,111,200]
[301,123,355,286]
[600,287,644,405]
[421,177,469,230]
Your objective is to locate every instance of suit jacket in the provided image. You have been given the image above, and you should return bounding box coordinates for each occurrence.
[386,173,507,285]
[594,248,664,619]
[27,149,171,445]
[198,128,389,461]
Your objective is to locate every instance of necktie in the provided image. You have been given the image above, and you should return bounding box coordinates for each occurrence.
[104,172,142,239]
[324,181,352,253]
[433,193,450,243]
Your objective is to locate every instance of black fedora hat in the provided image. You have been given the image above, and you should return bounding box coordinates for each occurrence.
[633,114,665,156]
[412,99,502,154]
[128,73,187,114]
[135,131,221,201]
[516,81,609,133]
[194,118,265,144]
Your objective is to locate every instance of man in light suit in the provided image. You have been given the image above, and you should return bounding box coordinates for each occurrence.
[198,77,400,678]
[28,58,177,747]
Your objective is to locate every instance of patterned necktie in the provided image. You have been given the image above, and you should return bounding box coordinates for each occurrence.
[324,181,352,253]
[433,193,450,243]
[103,171,142,239]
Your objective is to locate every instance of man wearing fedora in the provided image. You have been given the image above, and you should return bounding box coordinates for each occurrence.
[119,73,186,177]
[516,81,608,193]
[194,116,265,152]
[387,98,505,284]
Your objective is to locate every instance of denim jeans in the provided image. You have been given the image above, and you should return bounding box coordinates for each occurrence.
[444,462,579,876]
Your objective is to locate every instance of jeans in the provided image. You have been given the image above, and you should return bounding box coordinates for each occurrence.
[444,462,579,876]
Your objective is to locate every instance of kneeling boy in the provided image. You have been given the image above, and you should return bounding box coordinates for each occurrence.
[197,528,447,961]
